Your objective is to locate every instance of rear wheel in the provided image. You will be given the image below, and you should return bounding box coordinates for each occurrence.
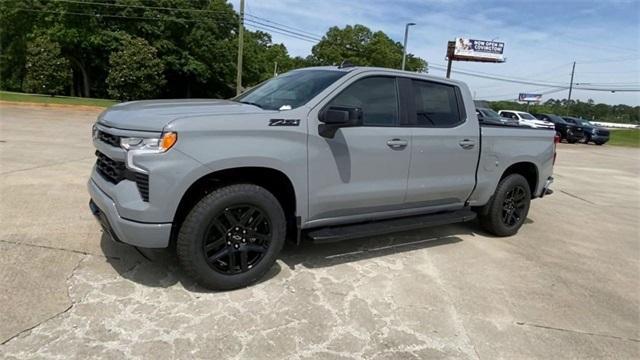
[177,184,286,290]
[478,174,531,237]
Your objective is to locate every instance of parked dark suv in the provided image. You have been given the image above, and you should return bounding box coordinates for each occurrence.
[562,116,610,145]
[533,113,583,143]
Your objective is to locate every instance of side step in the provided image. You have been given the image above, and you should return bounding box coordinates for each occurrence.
[305,209,477,243]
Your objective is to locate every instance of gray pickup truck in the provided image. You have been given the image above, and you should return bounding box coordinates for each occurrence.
[89,66,555,289]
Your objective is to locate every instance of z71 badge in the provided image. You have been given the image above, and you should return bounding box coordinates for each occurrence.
[269,119,300,126]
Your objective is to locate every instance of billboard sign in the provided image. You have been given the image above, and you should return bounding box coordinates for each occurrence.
[454,38,505,62]
[518,93,542,102]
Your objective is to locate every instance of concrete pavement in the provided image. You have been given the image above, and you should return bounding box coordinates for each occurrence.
[1,103,638,359]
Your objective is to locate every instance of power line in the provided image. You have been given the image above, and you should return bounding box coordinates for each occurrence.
[20,7,323,43]
[17,7,222,23]
[245,23,317,43]
[245,13,322,39]
[245,19,321,42]
[48,0,234,15]
[429,65,640,92]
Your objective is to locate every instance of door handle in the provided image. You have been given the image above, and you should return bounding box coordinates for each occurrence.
[386,138,408,149]
[459,139,475,149]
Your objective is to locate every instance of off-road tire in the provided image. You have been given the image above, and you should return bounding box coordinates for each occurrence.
[477,174,531,237]
[177,184,286,290]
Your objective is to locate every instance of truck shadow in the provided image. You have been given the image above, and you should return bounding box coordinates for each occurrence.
[279,222,474,270]
[99,219,520,292]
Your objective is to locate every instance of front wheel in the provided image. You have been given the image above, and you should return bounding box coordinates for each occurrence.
[567,139,578,144]
[477,174,531,237]
[177,184,286,290]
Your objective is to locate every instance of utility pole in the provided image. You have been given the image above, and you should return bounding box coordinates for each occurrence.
[445,41,455,78]
[273,62,278,77]
[566,61,576,115]
[235,0,245,96]
[401,22,415,70]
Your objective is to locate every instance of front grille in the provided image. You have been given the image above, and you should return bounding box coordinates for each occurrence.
[97,130,121,147]
[95,151,150,202]
[95,151,126,183]
[135,173,149,202]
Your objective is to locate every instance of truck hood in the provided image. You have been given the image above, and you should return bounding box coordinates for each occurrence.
[98,99,266,131]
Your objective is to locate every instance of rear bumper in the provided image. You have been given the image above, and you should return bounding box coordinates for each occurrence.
[88,179,171,248]
[539,176,554,198]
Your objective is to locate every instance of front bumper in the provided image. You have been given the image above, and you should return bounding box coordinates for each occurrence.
[88,179,171,248]
[589,135,609,143]
[565,130,583,141]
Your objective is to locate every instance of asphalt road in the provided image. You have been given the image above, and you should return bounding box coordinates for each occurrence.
[1,103,638,359]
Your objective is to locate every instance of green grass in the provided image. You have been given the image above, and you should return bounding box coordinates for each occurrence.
[608,129,640,148]
[0,91,117,107]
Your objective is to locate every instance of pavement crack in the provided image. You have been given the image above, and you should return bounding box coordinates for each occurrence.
[515,322,640,343]
[559,190,597,205]
[1,256,87,346]
[0,239,120,260]
[0,156,93,176]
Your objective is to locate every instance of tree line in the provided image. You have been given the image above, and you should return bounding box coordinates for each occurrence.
[0,0,426,100]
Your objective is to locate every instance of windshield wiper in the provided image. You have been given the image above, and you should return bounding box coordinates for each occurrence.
[238,100,263,109]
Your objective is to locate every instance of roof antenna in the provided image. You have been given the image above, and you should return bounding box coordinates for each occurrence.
[338,60,354,69]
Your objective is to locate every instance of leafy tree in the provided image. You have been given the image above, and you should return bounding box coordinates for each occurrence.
[106,35,166,100]
[311,25,427,72]
[22,34,71,96]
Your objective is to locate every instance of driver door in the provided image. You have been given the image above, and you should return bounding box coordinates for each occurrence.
[306,75,412,226]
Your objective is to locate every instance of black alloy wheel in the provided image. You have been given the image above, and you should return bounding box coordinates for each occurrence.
[477,174,531,237]
[501,185,527,227]
[177,184,286,290]
[203,205,271,274]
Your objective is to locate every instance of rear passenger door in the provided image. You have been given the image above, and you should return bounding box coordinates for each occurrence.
[404,78,479,211]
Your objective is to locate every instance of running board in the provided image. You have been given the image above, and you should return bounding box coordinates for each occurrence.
[305,209,477,243]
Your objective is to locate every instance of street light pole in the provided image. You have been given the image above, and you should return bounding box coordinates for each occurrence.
[401,22,416,71]
[566,61,576,115]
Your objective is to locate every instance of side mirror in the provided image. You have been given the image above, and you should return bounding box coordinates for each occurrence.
[318,106,362,138]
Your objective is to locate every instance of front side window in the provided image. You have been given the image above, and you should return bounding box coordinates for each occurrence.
[412,80,462,127]
[327,77,398,126]
[235,70,347,110]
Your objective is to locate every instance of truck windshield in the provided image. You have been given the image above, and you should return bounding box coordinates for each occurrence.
[234,70,347,110]
[480,108,502,119]
[519,113,536,120]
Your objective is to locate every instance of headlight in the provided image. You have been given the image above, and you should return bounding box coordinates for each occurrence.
[92,124,98,140]
[591,128,597,134]
[120,132,177,153]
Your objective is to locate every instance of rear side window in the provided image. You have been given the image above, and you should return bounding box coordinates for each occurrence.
[327,77,398,126]
[411,80,461,127]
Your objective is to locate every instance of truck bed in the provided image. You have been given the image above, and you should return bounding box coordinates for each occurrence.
[468,125,555,206]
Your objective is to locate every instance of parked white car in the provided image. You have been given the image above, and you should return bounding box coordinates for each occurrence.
[498,110,555,129]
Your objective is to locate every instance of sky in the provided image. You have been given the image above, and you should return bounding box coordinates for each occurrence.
[229,0,640,106]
